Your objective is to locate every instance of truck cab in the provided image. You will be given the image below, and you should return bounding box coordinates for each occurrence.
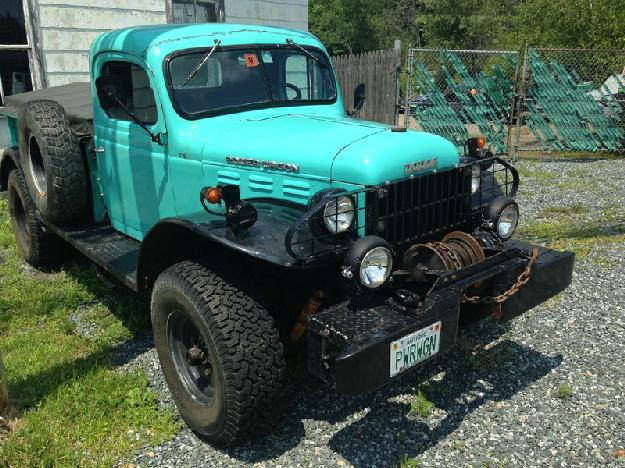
[0,23,574,447]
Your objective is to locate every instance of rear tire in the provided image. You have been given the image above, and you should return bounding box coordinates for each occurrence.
[18,100,86,224]
[7,169,60,267]
[151,260,285,446]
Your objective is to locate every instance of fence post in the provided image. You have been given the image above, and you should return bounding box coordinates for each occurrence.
[393,39,402,126]
[512,44,531,159]
[404,46,413,129]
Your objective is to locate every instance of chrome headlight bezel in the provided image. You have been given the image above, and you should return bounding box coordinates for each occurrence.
[323,195,355,234]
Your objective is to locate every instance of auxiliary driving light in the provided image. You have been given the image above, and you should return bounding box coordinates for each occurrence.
[342,236,394,289]
[323,196,355,234]
[484,196,519,240]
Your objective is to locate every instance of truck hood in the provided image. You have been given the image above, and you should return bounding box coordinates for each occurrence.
[198,113,459,185]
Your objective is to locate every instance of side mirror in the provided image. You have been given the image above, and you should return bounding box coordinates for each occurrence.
[95,75,127,110]
[353,83,366,111]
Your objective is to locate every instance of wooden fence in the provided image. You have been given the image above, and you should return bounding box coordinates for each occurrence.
[333,48,401,125]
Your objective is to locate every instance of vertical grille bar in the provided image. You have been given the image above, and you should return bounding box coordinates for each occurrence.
[373,164,477,246]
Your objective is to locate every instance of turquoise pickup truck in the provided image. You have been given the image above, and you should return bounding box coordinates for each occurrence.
[0,23,574,446]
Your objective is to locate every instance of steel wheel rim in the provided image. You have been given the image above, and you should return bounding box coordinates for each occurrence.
[10,186,30,245]
[167,310,215,406]
[28,136,46,195]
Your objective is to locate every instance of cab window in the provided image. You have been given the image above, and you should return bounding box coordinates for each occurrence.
[100,61,158,125]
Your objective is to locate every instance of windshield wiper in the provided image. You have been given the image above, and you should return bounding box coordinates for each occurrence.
[182,38,221,87]
[285,38,327,68]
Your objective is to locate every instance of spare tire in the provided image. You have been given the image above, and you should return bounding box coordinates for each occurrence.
[18,100,86,224]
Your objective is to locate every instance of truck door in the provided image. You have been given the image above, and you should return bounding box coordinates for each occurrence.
[92,55,176,240]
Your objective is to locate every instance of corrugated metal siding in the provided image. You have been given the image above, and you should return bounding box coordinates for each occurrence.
[34,0,167,87]
[31,0,308,87]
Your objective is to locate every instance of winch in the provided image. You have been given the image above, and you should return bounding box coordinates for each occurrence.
[402,231,487,282]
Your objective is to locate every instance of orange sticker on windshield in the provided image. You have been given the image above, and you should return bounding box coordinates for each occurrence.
[244,54,259,67]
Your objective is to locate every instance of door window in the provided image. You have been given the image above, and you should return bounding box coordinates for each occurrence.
[100,61,158,125]
[0,0,34,106]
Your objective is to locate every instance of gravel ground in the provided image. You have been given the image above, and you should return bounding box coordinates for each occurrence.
[114,157,625,467]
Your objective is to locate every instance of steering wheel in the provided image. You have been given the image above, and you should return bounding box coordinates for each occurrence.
[273,82,302,100]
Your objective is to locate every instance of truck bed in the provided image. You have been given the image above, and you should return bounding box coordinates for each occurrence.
[3,82,93,123]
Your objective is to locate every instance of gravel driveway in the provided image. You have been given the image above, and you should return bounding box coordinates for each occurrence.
[117,157,625,467]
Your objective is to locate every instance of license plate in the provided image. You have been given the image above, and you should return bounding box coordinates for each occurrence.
[390,321,442,377]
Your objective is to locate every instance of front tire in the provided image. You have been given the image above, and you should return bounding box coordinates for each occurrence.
[151,260,285,446]
[7,169,59,267]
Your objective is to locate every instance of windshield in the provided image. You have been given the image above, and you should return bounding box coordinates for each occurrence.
[167,46,337,118]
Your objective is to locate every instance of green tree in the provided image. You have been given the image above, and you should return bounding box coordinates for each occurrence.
[309,0,392,55]
[416,0,520,49]
[513,0,625,50]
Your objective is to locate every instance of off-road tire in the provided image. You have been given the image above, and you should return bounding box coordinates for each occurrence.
[151,260,285,446]
[18,100,86,224]
[7,169,60,267]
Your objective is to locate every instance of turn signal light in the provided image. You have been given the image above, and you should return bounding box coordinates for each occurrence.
[203,187,222,204]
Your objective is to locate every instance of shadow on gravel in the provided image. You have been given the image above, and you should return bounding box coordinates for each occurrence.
[218,324,562,467]
[327,340,562,467]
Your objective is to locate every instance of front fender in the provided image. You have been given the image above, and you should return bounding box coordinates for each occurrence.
[137,199,318,290]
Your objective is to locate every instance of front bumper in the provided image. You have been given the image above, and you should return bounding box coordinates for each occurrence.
[307,242,574,395]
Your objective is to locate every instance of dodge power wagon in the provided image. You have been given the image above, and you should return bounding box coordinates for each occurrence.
[0,23,574,446]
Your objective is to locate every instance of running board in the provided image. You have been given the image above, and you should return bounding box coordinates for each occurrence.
[45,221,140,291]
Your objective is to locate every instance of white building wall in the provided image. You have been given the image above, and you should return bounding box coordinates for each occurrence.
[30,0,308,88]
[224,0,308,31]
[33,0,167,87]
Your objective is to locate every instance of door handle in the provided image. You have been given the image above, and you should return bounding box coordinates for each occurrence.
[93,147,105,153]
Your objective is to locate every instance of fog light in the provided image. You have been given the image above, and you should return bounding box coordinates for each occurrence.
[484,196,519,240]
[342,236,393,289]
[360,246,393,288]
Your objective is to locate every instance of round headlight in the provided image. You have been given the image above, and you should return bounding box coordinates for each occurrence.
[359,246,393,289]
[497,204,519,239]
[323,196,355,233]
[471,165,481,195]
[484,196,520,241]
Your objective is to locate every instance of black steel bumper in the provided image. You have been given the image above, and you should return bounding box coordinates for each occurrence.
[307,242,574,395]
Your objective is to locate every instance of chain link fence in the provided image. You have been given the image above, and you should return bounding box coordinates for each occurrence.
[405,48,519,155]
[405,46,625,155]
[515,48,625,153]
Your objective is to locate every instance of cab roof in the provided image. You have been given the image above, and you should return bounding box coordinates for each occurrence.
[90,23,320,59]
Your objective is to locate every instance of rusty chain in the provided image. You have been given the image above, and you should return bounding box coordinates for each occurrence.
[425,241,463,270]
[462,248,540,305]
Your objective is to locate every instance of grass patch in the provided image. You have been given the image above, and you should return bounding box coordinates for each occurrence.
[515,166,558,181]
[409,386,434,418]
[517,200,625,261]
[0,198,179,465]
[538,204,588,217]
[517,218,625,260]
[397,454,421,467]
[556,383,574,400]
[515,151,623,161]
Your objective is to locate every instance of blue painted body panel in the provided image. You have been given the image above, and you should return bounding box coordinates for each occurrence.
[87,23,461,240]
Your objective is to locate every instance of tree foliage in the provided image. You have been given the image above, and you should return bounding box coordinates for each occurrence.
[309,0,625,54]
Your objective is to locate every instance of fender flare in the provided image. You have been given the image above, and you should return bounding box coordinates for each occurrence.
[0,147,20,192]
[136,202,313,291]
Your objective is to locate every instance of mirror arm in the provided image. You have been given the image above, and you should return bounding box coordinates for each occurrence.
[112,95,165,146]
